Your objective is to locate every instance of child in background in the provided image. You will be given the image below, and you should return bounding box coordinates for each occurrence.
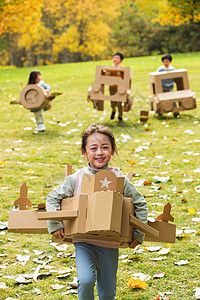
[28,70,51,132]
[105,51,124,121]
[46,123,148,300]
[157,54,179,117]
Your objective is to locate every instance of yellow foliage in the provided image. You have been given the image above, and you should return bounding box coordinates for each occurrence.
[128,277,148,289]
[153,0,200,26]
[0,0,44,35]
[188,207,197,215]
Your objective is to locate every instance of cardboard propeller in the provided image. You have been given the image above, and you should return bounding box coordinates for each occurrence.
[8,166,176,244]
[19,84,62,110]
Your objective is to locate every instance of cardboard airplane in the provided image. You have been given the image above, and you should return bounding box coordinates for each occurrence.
[10,85,62,110]
[8,166,176,245]
[87,66,133,111]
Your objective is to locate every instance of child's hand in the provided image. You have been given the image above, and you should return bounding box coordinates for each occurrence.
[52,228,64,240]
[129,239,140,249]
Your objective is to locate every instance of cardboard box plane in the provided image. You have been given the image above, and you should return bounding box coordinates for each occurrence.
[8,166,176,245]
[18,84,62,110]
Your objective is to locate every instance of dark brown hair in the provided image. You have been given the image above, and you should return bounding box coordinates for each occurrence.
[113,51,124,61]
[28,70,41,84]
[161,53,172,62]
[81,123,117,154]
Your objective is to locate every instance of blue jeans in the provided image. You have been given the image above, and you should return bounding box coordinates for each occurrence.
[75,242,119,300]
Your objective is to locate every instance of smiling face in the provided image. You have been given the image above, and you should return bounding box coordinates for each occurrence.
[112,55,122,67]
[162,58,171,68]
[82,133,114,169]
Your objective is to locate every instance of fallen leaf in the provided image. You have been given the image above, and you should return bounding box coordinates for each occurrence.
[189,208,197,215]
[0,282,8,289]
[15,275,32,284]
[31,288,41,295]
[143,246,161,252]
[153,272,165,278]
[119,254,128,260]
[33,265,41,282]
[182,198,188,203]
[195,185,200,193]
[51,284,66,290]
[16,255,30,262]
[68,277,78,288]
[158,247,171,255]
[143,180,151,185]
[131,273,151,281]
[58,267,74,274]
[127,161,136,165]
[153,176,170,183]
[149,256,167,261]
[62,290,78,295]
[192,218,200,222]
[128,278,148,289]
[54,244,69,251]
[194,287,200,299]
[143,194,154,198]
[174,260,189,266]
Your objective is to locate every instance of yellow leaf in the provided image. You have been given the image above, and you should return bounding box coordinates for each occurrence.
[31,150,36,154]
[128,278,148,289]
[188,208,197,215]
[127,161,136,165]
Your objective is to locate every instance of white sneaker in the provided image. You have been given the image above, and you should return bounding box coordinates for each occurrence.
[36,123,45,132]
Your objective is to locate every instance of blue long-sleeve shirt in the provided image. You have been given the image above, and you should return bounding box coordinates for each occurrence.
[157,65,175,92]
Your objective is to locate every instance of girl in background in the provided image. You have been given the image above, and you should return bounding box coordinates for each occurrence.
[28,70,51,132]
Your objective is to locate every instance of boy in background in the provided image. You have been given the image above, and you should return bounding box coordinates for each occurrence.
[157,54,179,117]
[105,51,124,121]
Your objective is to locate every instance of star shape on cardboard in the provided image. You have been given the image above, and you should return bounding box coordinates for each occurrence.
[99,177,112,189]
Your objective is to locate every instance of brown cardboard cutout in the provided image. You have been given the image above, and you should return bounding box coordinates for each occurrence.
[156,202,174,222]
[87,66,133,111]
[20,85,61,110]
[14,183,32,210]
[20,85,47,110]
[148,69,196,115]
[8,167,176,244]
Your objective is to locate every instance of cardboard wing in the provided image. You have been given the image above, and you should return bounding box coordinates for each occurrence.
[8,168,176,245]
[144,203,176,243]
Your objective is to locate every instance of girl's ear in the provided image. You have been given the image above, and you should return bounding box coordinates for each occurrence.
[82,149,87,158]
[111,149,115,156]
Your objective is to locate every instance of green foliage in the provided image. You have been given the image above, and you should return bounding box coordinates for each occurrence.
[111,2,171,56]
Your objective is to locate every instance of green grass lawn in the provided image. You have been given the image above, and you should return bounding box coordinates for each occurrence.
[0,52,200,299]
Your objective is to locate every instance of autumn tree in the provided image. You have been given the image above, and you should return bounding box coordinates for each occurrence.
[110,1,171,56]
[155,0,200,52]
[50,0,122,62]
